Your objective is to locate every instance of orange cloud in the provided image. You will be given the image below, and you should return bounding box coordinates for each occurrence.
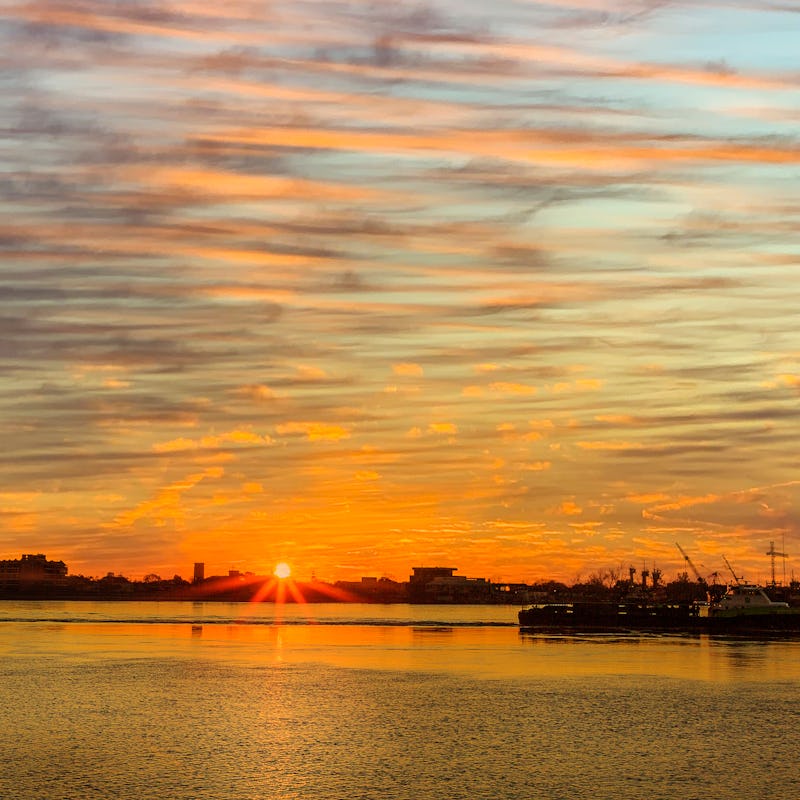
[626,492,670,505]
[577,441,644,451]
[204,123,800,174]
[235,384,276,401]
[488,381,537,395]
[596,414,637,425]
[429,422,458,435]
[294,365,328,381]
[276,422,351,441]
[551,379,603,393]
[153,430,273,453]
[143,166,383,203]
[521,461,551,472]
[113,467,225,528]
[355,470,380,482]
[648,493,725,513]
[392,363,424,377]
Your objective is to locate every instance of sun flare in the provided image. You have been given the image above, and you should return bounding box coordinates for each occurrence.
[273,562,291,580]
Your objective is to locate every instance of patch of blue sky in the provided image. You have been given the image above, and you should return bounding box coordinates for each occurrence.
[717,164,800,195]
[536,194,685,232]
[615,5,800,70]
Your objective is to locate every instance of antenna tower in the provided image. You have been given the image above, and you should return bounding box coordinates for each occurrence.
[766,540,788,587]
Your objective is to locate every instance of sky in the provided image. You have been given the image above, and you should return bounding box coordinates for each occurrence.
[2,0,800,585]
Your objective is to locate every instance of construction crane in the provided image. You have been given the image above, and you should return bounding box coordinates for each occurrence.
[723,555,742,586]
[766,540,788,587]
[704,570,724,601]
[675,543,706,585]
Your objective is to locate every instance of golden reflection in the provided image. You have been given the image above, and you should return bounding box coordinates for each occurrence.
[6,619,800,683]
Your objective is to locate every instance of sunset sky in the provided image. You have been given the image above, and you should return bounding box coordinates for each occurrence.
[3,0,800,584]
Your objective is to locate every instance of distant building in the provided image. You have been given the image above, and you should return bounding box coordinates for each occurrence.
[410,566,458,585]
[408,566,497,603]
[193,562,205,583]
[0,554,68,588]
[334,576,406,602]
[409,566,458,601]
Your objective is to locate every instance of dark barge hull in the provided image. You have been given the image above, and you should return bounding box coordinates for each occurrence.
[518,602,800,634]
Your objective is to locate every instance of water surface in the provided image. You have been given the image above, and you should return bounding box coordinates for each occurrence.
[2,602,798,799]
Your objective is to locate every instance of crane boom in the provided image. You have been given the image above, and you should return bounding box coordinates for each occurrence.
[722,555,741,586]
[675,543,706,584]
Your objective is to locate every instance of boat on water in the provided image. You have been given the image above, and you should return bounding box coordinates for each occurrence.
[705,582,789,616]
[698,583,800,632]
[517,600,699,632]
[518,583,800,634]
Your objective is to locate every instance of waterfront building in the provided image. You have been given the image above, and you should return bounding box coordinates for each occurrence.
[0,553,68,588]
[408,566,495,603]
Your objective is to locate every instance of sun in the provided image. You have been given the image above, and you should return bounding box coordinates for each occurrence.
[273,562,292,580]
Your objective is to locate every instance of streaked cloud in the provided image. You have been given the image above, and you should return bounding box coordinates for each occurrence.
[2,0,799,582]
[153,429,273,453]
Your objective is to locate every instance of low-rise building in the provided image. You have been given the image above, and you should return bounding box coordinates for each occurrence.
[408,566,497,603]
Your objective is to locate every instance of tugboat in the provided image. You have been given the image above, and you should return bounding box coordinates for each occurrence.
[696,582,800,633]
[708,583,790,617]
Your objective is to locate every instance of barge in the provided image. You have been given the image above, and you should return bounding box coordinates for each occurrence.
[518,583,800,634]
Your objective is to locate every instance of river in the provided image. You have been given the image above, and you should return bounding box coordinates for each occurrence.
[2,601,799,799]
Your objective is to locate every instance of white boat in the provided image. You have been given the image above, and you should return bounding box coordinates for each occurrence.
[709,583,790,618]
